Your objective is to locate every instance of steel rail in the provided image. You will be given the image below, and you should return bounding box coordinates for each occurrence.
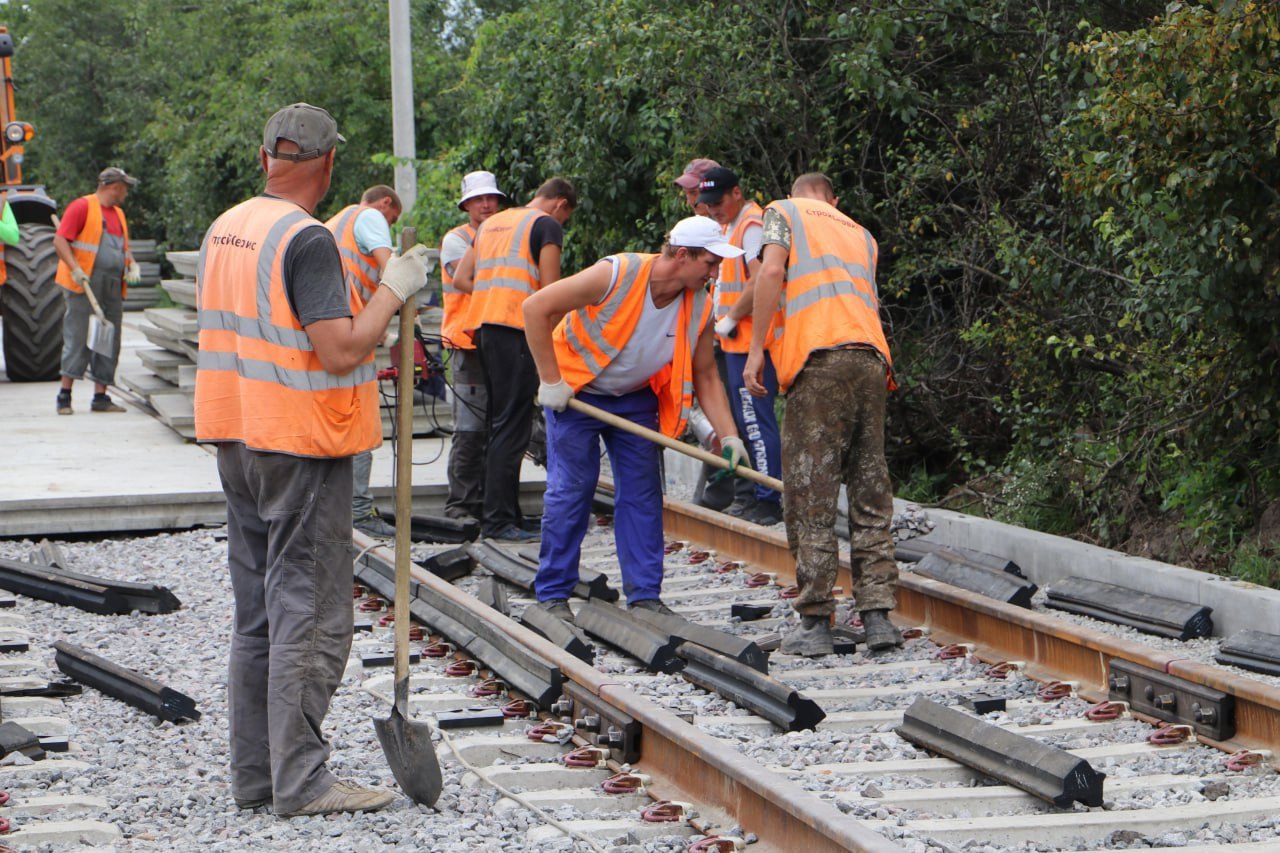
[661,497,1280,758]
[355,532,897,853]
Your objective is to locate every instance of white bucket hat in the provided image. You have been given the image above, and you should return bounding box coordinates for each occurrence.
[458,171,506,209]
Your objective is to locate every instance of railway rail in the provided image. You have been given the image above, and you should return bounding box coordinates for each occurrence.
[350,495,1280,851]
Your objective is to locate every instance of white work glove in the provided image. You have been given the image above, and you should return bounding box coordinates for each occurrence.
[721,435,747,470]
[72,267,90,289]
[714,316,738,339]
[124,261,141,286]
[537,380,574,413]
[379,244,431,304]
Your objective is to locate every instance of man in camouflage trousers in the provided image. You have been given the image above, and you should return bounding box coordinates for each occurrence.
[744,172,900,656]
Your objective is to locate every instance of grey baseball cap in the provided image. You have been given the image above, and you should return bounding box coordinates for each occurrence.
[98,166,138,186]
[262,103,345,161]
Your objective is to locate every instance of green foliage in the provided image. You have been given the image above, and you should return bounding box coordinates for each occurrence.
[1230,543,1280,590]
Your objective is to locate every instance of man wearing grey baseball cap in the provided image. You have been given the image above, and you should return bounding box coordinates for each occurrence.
[520,216,748,623]
[195,102,430,818]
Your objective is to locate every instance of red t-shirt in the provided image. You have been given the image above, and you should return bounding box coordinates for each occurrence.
[56,196,125,241]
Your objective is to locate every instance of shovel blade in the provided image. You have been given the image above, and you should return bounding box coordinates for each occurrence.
[88,315,116,357]
[374,704,443,807]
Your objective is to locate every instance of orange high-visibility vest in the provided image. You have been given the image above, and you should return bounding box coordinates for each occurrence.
[56,194,131,295]
[440,222,477,350]
[766,198,894,393]
[194,196,381,458]
[553,253,711,438]
[714,200,769,354]
[325,204,381,309]
[463,207,549,333]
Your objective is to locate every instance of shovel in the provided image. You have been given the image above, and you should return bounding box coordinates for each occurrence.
[566,398,785,493]
[373,237,443,806]
[80,277,117,358]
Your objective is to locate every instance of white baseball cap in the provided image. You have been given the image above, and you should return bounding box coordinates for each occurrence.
[458,171,506,209]
[668,216,744,258]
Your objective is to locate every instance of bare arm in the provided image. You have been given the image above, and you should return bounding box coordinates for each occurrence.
[371,246,393,274]
[304,285,405,375]
[523,260,613,385]
[452,246,477,294]
[538,244,562,289]
[726,256,763,322]
[53,235,78,271]
[691,324,739,442]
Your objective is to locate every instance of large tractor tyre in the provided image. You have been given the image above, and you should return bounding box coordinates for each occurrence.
[1,223,64,382]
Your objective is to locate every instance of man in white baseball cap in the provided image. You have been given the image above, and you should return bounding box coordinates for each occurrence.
[520,216,747,622]
[440,171,506,521]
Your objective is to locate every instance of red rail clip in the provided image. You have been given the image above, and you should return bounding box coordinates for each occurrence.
[595,514,612,527]
[444,660,477,677]
[689,837,738,852]
[421,641,452,658]
[357,597,385,612]
[0,791,8,807]
[526,721,570,742]
[0,817,9,834]
[601,772,644,794]
[377,612,395,627]
[1147,724,1193,746]
[502,699,534,719]
[407,625,425,642]
[1084,701,1125,722]
[985,661,1017,679]
[714,560,742,574]
[687,550,711,564]
[744,572,772,588]
[1036,680,1073,701]
[468,678,506,698]
[663,540,684,555]
[935,644,968,661]
[779,585,800,599]
[901,627,925,640]
[352,584,365,599]
[640,800,684,822]
[1226,750,1264,771]
[563,746,605,767]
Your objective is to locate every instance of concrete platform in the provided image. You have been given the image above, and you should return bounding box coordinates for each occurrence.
[0,317,544,538]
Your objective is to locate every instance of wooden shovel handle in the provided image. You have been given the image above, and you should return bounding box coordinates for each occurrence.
[565,397,784,493]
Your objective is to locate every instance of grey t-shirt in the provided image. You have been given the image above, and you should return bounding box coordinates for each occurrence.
[283,222,350,326]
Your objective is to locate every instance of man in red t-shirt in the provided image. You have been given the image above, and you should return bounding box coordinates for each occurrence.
[52,166,141,415]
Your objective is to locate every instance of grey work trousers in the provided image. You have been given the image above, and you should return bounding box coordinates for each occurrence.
[59,233,125,385]
[351,450,375,519]
[783,347,898,616]
[445,347,488,519]
[217,442,354,812]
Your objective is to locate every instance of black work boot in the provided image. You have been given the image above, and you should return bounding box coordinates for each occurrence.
[781,615,834,657]
[861,609,903,652]
[537,599,574,623]
[56,390,73,416]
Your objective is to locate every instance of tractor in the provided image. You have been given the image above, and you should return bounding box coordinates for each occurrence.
[0,25,62,382]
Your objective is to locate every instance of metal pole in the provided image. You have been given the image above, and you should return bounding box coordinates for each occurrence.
[388,0,416,213]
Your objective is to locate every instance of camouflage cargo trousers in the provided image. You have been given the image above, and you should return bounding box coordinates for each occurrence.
[782,347,897,616]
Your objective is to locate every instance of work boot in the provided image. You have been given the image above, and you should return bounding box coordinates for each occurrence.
[353,512,396,539]
[742,500,783,527]
[861,609,904,652]
[723,496,756,518]
[628,598,675,616]
[537,599,574,623]
[90,393,126,413]
[56,390,73,416]
[781,615,834,657]
[490,525,538,543]
[278,780,396,817]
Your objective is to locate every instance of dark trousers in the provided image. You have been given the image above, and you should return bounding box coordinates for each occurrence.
[474,325,537,535]
[445,347,488,519]
[724,350,782,504]
[217,443,354,812]
[536,389,664,604]
[694,345,754,509]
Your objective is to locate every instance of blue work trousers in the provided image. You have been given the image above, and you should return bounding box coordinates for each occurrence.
[535,389,664,604]
[724,350,782,503]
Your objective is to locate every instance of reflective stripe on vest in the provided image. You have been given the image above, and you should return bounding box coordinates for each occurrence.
[553,253,710,437]
[325,205,380,308]
[714,201,766,354]
[464,207,548,332]
[55,194,130,294]
[440,222,477,350]
[768,198,893,393]
[194,196,380,457]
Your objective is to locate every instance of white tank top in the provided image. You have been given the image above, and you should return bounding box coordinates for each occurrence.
[583,257,680,396]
